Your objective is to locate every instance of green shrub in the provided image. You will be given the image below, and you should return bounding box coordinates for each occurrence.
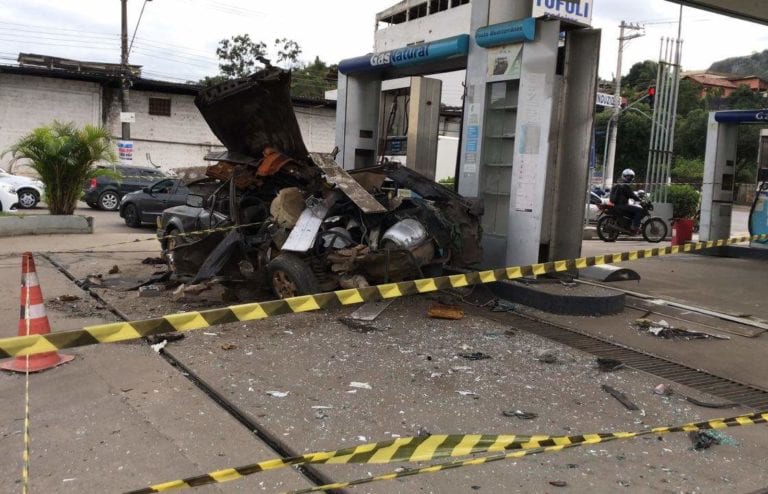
[666,184,699,219]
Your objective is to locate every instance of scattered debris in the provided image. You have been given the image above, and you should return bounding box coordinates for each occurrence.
[145,333,185,345]
[502,410,538,420]
[684,396,739,409]
[596,357,625,372]
[491,300,515,312]
[266,391,289,398]
[310,405,332,409]
[653,384,673,396]
[634,318,725,340]
[142,257,166,265]
[57,294,81,302]
[549,481,568,487]
[428,304,465,320]
[688,429,739,450]
[457,352,491,361]
[457,390,479,398]
[536,350,558,364]
[138,284,164,298]
[108,265,120,274]
[173,281,215,300]
[314,409,329,420]
[221,343,237,351]
[348,300,394,321]
[601,385,640,411]
[77,273,103,289]
[338,317,378,333]
[150,340,167,353]
[349,382,372,390]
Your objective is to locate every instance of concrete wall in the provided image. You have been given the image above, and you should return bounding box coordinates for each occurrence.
[0,72,337,175]
[0,73,101,170]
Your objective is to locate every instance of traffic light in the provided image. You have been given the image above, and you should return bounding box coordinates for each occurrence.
[648,86,656,109]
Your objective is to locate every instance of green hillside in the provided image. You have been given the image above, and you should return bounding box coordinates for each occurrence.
[708,50,768,78]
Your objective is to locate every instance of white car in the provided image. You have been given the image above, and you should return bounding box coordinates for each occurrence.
[0,169,45,209]
[0,182,18,213]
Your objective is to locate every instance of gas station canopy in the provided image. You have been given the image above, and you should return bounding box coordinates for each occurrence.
[666,0,768,25]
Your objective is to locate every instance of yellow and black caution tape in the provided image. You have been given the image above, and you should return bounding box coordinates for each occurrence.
[125,410,768,493]
[0,233,766,359]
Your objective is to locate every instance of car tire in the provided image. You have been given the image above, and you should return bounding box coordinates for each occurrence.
[17,189,39,209]
[596,216,620,242]
[267,254,319,299]
[123,203,142,228]
[98,190,120,211]
[163,227,180,272]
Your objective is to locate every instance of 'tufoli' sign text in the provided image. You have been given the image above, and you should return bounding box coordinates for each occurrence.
[532,0,593,26]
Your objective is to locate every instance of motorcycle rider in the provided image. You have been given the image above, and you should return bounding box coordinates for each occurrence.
[609,169,644,235]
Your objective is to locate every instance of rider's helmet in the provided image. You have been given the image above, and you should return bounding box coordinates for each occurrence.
[621,169,636,183]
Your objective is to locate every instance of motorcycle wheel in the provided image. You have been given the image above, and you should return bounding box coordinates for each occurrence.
[596,216,620,242]
[642,218,668,243]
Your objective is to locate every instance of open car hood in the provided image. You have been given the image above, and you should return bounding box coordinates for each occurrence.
[194,68,309,161]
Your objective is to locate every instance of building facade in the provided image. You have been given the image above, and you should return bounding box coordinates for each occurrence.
[0,62,336,175]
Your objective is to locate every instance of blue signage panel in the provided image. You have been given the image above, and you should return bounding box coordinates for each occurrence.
[714,110,768,123]
[339,35,469,75]
[475,18,536,48]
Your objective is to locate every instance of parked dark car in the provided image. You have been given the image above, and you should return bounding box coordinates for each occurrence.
[157,67,483,299]
[83,165,167,210]
[119,178,190,227]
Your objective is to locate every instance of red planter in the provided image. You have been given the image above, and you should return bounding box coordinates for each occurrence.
[671,218,694,246]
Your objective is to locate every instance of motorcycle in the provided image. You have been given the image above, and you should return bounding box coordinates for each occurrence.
[595,191,668,243]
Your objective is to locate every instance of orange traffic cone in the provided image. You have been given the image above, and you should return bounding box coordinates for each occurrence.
[0,252,74,373]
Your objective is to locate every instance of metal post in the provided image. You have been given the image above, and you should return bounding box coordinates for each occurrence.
[604,21,643,190]
[120,0,131,140]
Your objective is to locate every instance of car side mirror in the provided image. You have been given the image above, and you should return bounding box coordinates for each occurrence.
[186,194,204,208]
[143,187,151,194]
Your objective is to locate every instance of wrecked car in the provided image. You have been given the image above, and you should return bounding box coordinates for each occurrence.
[158,67,483,298]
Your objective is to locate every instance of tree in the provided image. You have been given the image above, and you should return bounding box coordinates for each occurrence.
[275,38,301,67]
[291,56,336,99]
[216,34,268,79]
[676,79,703,116]
[623,60,658,92]
[5,121,116,215]
[726,84,766,110]
[675,109,709,159]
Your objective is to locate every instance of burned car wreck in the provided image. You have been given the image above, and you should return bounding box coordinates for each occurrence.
[158,68,483,298]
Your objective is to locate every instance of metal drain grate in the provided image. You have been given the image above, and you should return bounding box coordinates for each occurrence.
[497,313,768,410]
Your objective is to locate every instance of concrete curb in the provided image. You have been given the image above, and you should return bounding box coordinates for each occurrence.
[489,279,625,316]
[0,214,94,236]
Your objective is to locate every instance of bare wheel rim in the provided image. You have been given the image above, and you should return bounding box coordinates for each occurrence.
[272,271,298,298]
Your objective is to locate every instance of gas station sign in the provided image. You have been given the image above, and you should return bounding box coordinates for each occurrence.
[532,0,593,27]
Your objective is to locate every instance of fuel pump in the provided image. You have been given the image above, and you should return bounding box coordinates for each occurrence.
[749,130,768,248]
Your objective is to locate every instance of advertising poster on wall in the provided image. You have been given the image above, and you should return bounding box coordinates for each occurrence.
[117,140,133,165]
[487,44,523,77]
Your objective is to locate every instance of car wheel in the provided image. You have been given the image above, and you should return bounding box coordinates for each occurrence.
[596,216,620,242]
[267,254,319,299]
[98,190,120,211]
[163,228,180,272]
[17,189,39,209]
[123,204,141,228]
[642,218,668,243]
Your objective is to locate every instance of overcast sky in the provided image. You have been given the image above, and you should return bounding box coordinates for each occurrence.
[1,0,767,85]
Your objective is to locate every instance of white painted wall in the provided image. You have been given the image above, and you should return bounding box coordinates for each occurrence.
[0,73,101,170]
[0,72,337,175]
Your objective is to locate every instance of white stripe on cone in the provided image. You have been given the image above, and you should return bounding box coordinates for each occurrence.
[23,304,46,320]
[22,272,40,287]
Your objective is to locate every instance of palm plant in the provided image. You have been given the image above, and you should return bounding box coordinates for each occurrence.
[5,121,117,215]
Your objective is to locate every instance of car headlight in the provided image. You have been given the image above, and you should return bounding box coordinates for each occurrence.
[0,183,16,193]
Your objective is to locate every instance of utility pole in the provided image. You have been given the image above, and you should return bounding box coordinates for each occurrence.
[120,0,131,140]
[603,21,644,190]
